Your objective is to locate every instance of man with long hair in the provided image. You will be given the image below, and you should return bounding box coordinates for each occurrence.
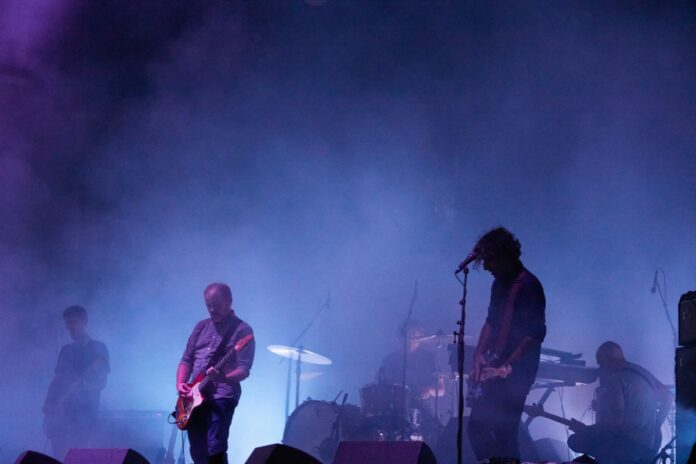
[466,227,546,463]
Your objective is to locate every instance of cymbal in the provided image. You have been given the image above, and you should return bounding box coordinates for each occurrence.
[267,345,333,365]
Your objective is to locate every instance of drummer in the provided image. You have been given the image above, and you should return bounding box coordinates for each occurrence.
[377,320,445,407]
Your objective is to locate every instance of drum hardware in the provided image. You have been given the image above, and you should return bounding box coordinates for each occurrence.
[315,393,348,463]
[267,344,332,422]
[271,291,332,422]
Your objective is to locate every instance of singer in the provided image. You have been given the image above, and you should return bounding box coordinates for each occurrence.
[466,227,547,462]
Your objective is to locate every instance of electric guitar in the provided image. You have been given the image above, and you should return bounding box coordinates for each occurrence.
[466,361,512,405]
[523,403,585,430]
[43,354,108,439]
[173,334,253,430]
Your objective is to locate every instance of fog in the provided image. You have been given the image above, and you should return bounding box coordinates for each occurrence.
[1,1,694,463]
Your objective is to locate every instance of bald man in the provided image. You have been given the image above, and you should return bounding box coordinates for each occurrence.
[176,283,255,464]
[567,341,673,464]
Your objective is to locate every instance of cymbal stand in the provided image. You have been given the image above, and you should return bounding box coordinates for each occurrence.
[295,347,303,409]
[283,291,330,422]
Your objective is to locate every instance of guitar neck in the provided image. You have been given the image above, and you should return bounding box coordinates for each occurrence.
[197,350,236,392]
[524,406,575,428]
[214,345,238,372]
[198,334,252,391]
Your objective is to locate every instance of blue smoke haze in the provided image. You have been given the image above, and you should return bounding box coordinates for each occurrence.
[1,1,694,462]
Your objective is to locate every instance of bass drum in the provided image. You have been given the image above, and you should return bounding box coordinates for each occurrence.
[283,400,370,463]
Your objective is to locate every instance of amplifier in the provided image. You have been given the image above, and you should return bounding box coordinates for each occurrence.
[679,291,696,347]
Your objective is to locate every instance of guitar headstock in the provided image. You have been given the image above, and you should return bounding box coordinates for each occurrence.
[235,334,254,351]
[524,402,545,417]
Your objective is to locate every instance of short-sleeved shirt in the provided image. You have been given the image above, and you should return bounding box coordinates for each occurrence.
[180,311,255,400]
[598,363,659,448]
[45,338,110,413]
[485,266,546,381]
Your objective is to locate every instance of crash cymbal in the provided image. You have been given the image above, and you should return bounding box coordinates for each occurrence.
[267,344,333,365]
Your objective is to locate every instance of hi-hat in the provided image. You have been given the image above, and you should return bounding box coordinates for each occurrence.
[267,345,332,365]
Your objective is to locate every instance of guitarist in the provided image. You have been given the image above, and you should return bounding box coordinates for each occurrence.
[466,227,547,463]
[176,283,255,464]
[567,341,673,464]
[42,305,110,459]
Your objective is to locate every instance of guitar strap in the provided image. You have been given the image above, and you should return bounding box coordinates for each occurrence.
[493,269,527,361]
[202,317,241,375]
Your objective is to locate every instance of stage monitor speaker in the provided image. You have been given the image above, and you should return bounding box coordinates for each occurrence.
[14,451,62,464]
[64,448,149,464]
[94,411,166,463]
[333,441,436,464]
[244,444,321,464]
[679,291,696,347]
[435,416,538,464]
[676,346,696,464]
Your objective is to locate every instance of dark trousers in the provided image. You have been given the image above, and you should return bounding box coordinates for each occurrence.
[187,397,238,464]
[467,376,531,461]
[48,401,98,460]
[568,425,654,464]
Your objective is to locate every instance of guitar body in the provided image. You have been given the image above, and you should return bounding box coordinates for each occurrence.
[467,362,512,406]
[174,375,206,430]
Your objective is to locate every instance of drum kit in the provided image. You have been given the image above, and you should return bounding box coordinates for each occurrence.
[267,332,460,463]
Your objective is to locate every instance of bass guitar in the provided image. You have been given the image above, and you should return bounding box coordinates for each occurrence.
[523,403,585,430]
[174,334,253,430]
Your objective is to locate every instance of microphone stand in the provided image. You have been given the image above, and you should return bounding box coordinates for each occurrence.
[652,268,677,462]
[653,268,677,349]
[454,267,469,464]
[283,291,330,422]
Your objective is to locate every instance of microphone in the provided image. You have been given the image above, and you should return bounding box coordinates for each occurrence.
[650,269,658,294]
[456,251,479,273]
